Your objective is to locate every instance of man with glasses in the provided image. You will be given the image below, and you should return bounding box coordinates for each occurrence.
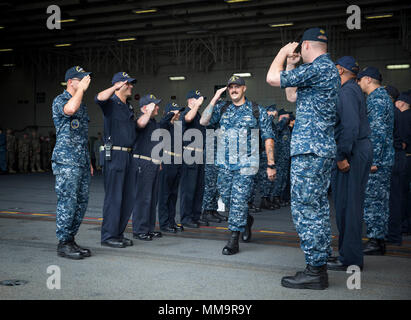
[95,72,137,248]
[51,66,93,260]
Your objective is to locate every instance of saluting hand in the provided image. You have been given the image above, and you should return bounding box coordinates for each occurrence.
[281,42,299,55]
[211,86,227,104]
[145,102,156,114]
[194,96,204,108]
[78,75,91,92]
[114,80,128,91]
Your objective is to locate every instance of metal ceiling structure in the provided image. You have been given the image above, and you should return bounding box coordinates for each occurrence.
[0,0,410,76]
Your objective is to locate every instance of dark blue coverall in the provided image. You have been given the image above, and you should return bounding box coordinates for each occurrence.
[388,107,411,243]
[331,78,373,267]
[158,111,182,230]
[180,110,205,225]
[131,118,161,235]
[96,94,137,242]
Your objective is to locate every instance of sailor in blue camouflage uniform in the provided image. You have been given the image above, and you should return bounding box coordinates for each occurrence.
[357,67,395,255]
[200,75,276,255]
[267,27,340,289]
[255,104,278,211]
[52,66,93,260]
[202,120,227,224]
[272,109,292,208]
[358,67,395,253]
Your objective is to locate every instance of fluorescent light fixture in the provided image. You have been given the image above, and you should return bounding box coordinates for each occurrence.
[61,82,67,86]
[186,30,208,34]
[134,9,157,14]
[0,48,13,52]
[233,72,252,77]
[0,26,4,29]
[169,76,186,81]
[386,64,410,70]
[54,43,72,47]
[57,19,76,23]
[225,0,252,3]
[3,63,15,67]
[365,13,393,19]
[269,22,294,28]
[117,37,136,42]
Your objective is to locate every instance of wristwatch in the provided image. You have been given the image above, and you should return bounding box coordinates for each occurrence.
[267,164,276,169]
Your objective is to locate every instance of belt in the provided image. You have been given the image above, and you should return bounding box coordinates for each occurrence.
[99,146,132,152]
[133,154,162,165]
[183,146,203,153]
[164,150,182,157]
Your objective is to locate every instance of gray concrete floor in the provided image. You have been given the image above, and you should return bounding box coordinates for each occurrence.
[0,172,410,300]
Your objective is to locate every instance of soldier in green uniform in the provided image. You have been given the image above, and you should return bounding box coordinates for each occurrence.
[18,133,30,173]
[6,128,17,173]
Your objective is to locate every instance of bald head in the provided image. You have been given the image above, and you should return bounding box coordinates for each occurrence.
[307,40,327,52]
[301,41,328,63]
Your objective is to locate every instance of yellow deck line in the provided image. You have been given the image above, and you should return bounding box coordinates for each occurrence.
[259,230,286,234]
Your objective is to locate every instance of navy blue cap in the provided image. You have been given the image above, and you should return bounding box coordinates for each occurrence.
[187,90,206,100]
[266,104,277,112]
[111,72,136,85]
[300,27,328,43]
[227,75,245,86]
[278,109,289,117]
[397,93,411,105]
[335,56,360,75]
[64,66,91,81]
[139,94,162,107]
[357,66,382,82]
[165,102,180,114]
[384,85,400,101]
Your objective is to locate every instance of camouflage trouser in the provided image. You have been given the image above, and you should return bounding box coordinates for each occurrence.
[273,155,289,197]
[291,154,333,267]
[53,163,91,242]
[31,152,41,171]
[202,163,219,211]
[257,151,275,198]
[18,153,29,172]
[364,166,392,239]
[7,151,15,171]
[0,149,6,171]
[217,167,255,232]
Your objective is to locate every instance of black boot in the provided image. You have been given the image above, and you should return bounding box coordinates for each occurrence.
[203,210,222,223]
[272,196,281,209]
[363,238,386,255]
[281,264,328,290]
[214,210,228,222]
[241,214,254,242]
[260,197,275,210]
[72,240,92,257]
[57,241,83,260]
[248,202,261,213]
[222,231,240,255]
